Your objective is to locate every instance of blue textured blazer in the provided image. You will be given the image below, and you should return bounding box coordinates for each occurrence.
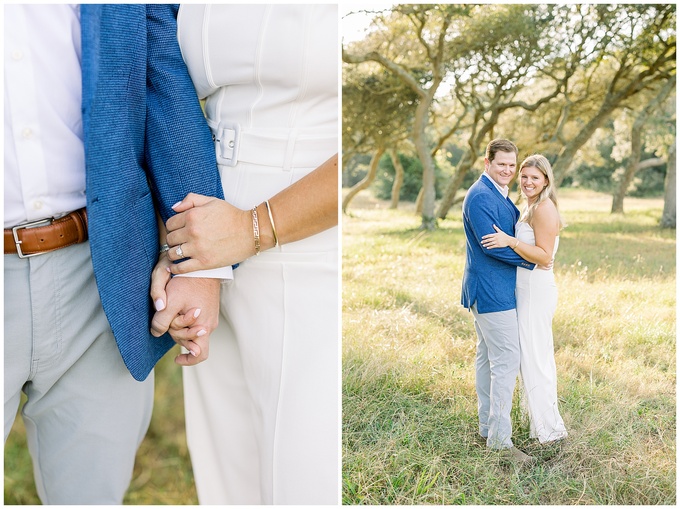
[461,175,535,314]
[80,5,224,381]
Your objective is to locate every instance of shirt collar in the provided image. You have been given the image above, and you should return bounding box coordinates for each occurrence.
[483,172,509,199]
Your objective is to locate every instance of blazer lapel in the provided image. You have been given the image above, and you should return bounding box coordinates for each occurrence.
[505,195,520,222]
[480,174,519,220]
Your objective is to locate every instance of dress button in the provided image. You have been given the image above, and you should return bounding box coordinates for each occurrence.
[22,128,33,139]
[33,200,43,210]
[12,50,24,61]
[228,140,235,149]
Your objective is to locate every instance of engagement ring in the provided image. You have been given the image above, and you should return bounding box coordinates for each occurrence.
[176,245,184,258]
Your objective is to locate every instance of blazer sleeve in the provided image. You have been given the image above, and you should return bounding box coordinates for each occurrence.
[144,4,224,222]
[467,194,535,269]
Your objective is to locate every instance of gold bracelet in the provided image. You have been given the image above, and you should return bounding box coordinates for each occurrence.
[264,200,279,247]
[251,206,260,255]
[512,238,520,250]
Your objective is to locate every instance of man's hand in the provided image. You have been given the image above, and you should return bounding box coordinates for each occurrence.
[150,271,220,366]
[538,258,554,271]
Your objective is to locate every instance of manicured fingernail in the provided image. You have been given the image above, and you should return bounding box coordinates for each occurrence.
[194,308,202,318]
[166,267,171,273]
[172,201,182,209]
[197,329,207,337]
[154,299,165,311]
[190,349,199,357]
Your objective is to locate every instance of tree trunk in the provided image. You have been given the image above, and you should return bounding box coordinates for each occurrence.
[611,77,675,213]
[389,149,404,209]
[436,106,499,219]
[552,106,615,187]
[611,159,666,213]
[413,95,437,230]
[611,129,644,214]
[661,143,676,229]
[342,145,385,213]
[415,187,424,215]
[436,152,475,219]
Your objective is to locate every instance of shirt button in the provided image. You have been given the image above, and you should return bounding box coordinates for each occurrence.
[33,200,43,210]
[12,50,24,61]
[22,128,33,139]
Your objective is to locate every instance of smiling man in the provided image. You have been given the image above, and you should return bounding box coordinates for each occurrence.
[460,138,536,463]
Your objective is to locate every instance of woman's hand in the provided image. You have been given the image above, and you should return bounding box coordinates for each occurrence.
[149,252,216,362]
[481,224,515,250]
[165,193,256,274]
[164,153,338,275]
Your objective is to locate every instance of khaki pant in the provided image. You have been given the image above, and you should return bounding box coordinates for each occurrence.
[4,241,153,504]
[472,304,520,449]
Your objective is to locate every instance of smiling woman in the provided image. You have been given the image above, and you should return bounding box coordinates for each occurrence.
[482,153,568,444]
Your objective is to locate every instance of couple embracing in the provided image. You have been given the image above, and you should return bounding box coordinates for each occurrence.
[461,139,568,463]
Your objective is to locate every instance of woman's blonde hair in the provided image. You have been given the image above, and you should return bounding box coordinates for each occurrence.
[518,154,564,229]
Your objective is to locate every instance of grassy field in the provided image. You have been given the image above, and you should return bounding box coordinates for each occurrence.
[342,188,676,505]
[4,348,197,505]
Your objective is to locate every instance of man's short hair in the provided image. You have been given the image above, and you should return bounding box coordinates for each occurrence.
[486,139,518,162]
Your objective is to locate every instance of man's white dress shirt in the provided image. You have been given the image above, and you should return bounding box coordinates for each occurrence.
[4,5,231,279]
[5,5,84,228]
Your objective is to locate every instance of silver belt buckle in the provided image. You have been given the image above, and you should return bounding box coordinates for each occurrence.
[212,122,241,167]
[12,218,53,258]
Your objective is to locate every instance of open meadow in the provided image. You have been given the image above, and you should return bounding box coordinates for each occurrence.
[4,349,197,505]
[342,188,676,505]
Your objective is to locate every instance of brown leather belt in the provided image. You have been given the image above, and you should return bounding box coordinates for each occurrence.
[4,208,88,258]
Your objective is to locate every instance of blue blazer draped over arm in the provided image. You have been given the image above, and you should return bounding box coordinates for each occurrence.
[81,5,223,381]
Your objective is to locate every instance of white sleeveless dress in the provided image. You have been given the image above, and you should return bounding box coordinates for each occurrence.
[515,222,568,443]
[177,5,338,505]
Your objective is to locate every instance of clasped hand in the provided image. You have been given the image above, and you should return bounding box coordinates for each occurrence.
[148,192,252,365]
[149,246,220,366]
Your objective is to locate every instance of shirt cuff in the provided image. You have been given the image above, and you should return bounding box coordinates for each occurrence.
[174,266,233,281]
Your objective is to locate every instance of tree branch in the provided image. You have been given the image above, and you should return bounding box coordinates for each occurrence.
[343,48,427,97]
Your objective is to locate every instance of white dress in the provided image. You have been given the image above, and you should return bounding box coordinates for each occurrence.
[515,222,568,443]
[177,5,338,505]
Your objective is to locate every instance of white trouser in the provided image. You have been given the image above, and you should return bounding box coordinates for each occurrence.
[183,159,339,505]
[4,241,153,504]
[517,267,568,443]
